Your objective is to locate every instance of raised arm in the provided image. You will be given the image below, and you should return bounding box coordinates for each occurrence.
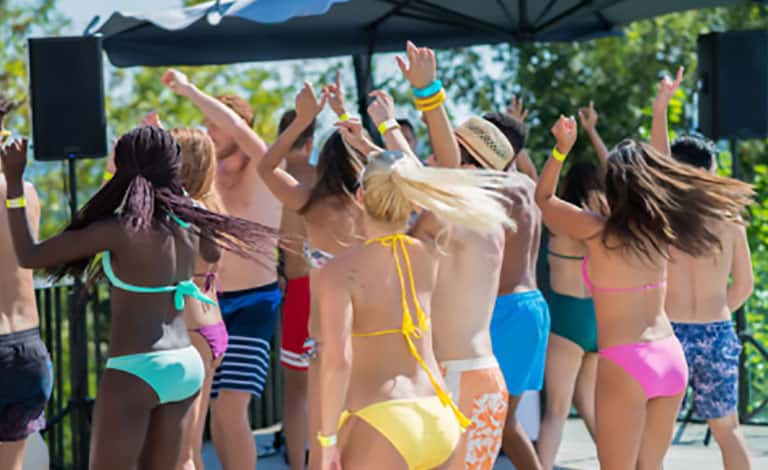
[2,139,116,268]
[257,83,326,211]
[578,101,609,167]
[728,224,754,312]
[335,118,382,156]
[315,263,353,469]
[162,69,268,161]
[504,96,537,179]
[397,41,460,168]
[535,117,604,239]
[366,90,416,159]
[325,70,351,121]
[650,67,683,156]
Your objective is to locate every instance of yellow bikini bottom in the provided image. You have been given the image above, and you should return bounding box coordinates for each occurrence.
[339,396,461,470]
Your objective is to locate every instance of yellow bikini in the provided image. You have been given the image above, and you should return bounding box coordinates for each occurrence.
[339,234,469,470]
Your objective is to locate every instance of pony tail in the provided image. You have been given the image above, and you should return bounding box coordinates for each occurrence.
[120,175,156,232]
[386,159,516,234]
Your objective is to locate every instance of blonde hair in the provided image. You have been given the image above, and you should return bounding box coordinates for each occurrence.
[361,152,515,234]
[171,127,226,214]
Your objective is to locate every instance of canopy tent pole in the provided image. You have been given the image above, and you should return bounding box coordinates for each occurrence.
[353,51,376,138]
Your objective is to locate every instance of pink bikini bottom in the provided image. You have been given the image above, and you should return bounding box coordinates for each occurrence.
[599,335,688,399]
[192,321,229,361]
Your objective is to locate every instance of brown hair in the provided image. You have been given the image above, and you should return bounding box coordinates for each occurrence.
[170,127,226,214]
[299,131,364,214]
[560,162,609,216]
[603,139,753,261]
[278,109,316,151]
[217,94,254,128]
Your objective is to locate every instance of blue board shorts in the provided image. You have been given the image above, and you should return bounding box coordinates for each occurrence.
[211,283,281,399]
[490,290,550,397]
[672,320,741,419]
[0,328,53,442]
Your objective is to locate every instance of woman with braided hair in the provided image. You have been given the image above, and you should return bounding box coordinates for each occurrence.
[1,126,278,470]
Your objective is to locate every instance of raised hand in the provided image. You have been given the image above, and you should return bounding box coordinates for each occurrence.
[161,68,193,96]
[336,119,376,155]
[395,41,437,89]
[0,138,28,181]
[577,101,598,132]
[325,70,348,118]
[654,66,684,109]
[505,96,529,122]
[367,90,396,126]
[551,115,577,155]
[140,111,163,129]
[295,82,328,123]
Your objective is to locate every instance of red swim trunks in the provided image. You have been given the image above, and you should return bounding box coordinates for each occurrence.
[280,276,311,371]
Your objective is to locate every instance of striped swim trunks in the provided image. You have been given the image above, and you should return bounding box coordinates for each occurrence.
[211,283,281,398]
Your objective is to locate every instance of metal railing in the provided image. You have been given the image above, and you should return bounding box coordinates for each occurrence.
[36,283,284,470]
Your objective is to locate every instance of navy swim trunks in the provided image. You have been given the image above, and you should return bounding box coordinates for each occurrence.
[672,320,741,419]
[0,328,53,442]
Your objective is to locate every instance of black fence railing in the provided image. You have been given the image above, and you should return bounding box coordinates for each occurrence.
[36,282,284,470]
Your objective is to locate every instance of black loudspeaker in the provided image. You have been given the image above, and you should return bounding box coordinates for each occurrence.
[28,36,107,161]
[698,30,768,140]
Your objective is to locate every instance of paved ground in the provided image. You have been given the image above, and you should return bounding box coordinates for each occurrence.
[201,419,768,469]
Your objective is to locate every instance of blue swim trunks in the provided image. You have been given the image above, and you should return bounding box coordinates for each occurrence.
[490,290,550,397]
[211,283,281,399]
[672,320,741,420]
[0,328,53,442]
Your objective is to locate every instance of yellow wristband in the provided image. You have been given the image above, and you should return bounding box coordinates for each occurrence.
[317,432,337,448]
[6,196,26,209]
[413,89,446,107]
[552,146,567,162]
[0,130,10,144]
[377,119,400,136]
[417,98,446,113]
[103,170,115,182]
[339,113,351,122]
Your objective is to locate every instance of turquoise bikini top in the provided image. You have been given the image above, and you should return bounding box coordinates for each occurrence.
[100,213,215,310]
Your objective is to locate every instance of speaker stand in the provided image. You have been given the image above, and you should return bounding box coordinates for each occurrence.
[44,155,93,469]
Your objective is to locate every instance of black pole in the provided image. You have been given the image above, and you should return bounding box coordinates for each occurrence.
[731,139,749,423]
[352,53,376,138]
[67,155,90,468]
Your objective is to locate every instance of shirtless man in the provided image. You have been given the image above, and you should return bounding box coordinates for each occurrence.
[276,109,316,470]
[163,70,283,470]
[0,97,52,470]
[483,111,546,470]
[390,43,516,469]
[667,135,753,470]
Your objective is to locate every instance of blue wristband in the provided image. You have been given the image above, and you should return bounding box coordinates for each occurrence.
[412,80,443,98]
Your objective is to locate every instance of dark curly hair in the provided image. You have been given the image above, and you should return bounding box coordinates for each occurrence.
[52,126,278,281]
[671,135,718,170]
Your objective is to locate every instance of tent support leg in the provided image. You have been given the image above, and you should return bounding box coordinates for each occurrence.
[353,53,375,136]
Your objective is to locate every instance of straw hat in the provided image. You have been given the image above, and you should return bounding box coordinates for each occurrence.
[455,116,515,170]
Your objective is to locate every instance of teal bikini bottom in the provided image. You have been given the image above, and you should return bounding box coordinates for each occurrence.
[547,291,598,353]
[105,345,205,404]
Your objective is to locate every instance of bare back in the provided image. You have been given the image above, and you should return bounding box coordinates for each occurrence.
[102,219,203,357]
[498,176,541,295]
[548,234,590,298]
[324,237,444,410]
[303,197,365,255]
[584,235,672,348]
[0,178,39,334]
[430,224,504,362]
[217,152,282,290]
[666,220,743,323]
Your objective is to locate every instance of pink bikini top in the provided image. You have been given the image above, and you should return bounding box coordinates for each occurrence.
[581,257,666,294]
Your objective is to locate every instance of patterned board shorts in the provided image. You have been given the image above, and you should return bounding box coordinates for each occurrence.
[672,320,741,420]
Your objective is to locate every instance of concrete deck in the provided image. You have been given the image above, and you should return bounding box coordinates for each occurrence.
[201,419,768,469]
